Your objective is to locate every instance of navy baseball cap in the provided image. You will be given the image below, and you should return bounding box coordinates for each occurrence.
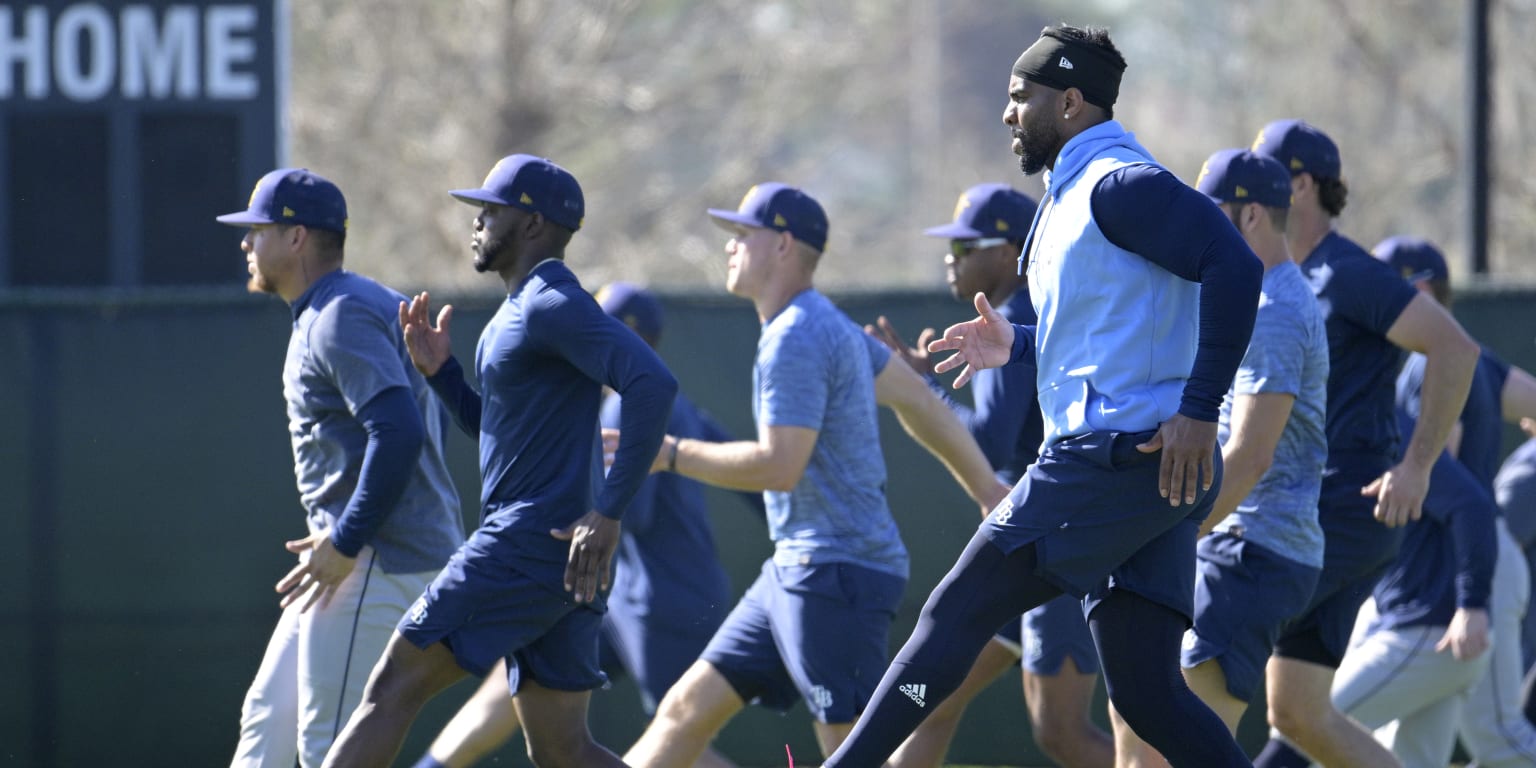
[1252,119,1341,179]
[1196,149,1292,209]
[216,168,348,233]
[450,154,585,232]
[923,183,1037,239]
[707,183,829,253]
[1374,236,1449,283]
[596,282,664,341]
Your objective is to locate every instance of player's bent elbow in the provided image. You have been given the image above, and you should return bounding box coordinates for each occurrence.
[762,474,800,493]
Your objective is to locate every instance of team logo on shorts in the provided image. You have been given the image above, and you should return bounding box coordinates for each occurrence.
[992,499,1015,525]
[809,685,834,712]
[408,597,429,625]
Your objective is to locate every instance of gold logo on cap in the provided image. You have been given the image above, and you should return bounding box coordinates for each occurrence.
[996,220,1009,232]
[1251,129,1266,150]
[952,194,972,221]
[741,185,760,209]
[519,192,534,205]
[1196,160,1211,190]
[773,213,787,227]
[1401,267,1415,279]
[1235,186,1248,199]
[1289,158,1304,170]
[282,206,296,217]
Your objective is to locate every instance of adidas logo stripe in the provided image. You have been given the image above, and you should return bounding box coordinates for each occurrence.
[899,682,927,708]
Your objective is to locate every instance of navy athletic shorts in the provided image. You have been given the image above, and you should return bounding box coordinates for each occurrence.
[601,601,722,715]
[1181,530,1321,699]
[701,559,905,723]
[398,541,606,692]
[1276,461,1404,666]
[984,429,1219,624]
[1022,594,1100,675]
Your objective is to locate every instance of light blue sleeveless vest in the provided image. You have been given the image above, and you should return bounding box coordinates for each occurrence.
[1022,122,1199,448]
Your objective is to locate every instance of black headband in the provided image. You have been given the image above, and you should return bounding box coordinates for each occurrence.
[1012,27,1124,110]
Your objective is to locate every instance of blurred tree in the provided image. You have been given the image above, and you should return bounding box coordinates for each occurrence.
[288,0,1536,294]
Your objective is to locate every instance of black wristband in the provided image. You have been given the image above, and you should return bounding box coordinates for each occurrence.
[666,438,679,472]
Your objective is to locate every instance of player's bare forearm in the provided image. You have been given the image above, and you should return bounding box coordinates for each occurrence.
[1385,296,1478,472]
[1403,341,1478,472]
[875,354,1006,508]
[1202,392,1290,536]
[1202,449,1266,537]
[1502,365,1536,424]
[607,427,808,493]
[672,436,807,493]
[891,387,1009,511]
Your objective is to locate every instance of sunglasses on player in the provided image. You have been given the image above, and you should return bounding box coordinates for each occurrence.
[947,237,1010,259]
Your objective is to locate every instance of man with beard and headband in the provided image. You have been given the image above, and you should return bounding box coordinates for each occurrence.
[865,183,1114,768]
[823,25,1264,768]
[321,154,678,768]
[216,168,465,768]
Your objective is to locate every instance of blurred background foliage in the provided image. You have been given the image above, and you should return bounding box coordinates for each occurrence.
[288,0,1536,295]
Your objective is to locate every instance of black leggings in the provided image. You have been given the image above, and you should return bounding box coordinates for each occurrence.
[824,533,1250,767]
[1091,590,1251,767]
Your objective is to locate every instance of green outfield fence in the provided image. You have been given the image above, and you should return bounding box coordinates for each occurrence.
[4,283,1531,767]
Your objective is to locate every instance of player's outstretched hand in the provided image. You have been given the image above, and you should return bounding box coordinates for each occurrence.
[1136,414,1218,507]
[1437,607,1490,660]
[1360,461,1428,528]
[399,291,454,377]
[865,316,937,377]
[276,530,357,613]
[926,293,1015,389]
[551,510,621,604]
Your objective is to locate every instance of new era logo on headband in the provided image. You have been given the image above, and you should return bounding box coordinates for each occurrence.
[1013,26,1123,110]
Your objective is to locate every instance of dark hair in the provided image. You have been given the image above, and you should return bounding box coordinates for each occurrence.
[541,220,575,252]
[1265,206,1290,233]
[1316,176,1348,217]
[309,228,346,262]
[1052,24,1126,117]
